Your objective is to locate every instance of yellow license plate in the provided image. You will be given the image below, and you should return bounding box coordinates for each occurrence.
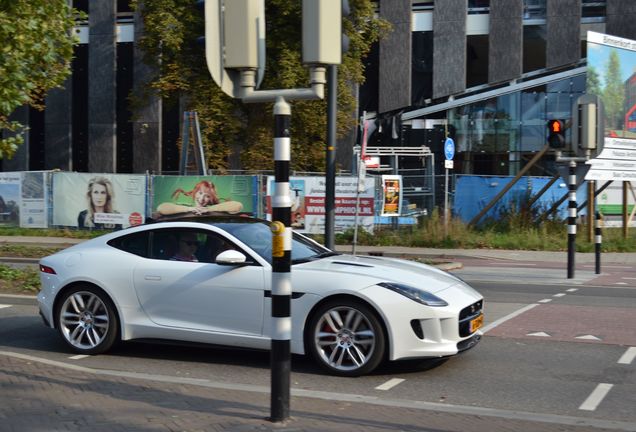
[470,314,484,333]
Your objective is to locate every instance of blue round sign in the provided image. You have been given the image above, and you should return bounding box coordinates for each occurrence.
[444,138,455,160]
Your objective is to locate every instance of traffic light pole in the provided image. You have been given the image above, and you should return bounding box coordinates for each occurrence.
[325,65,337,250]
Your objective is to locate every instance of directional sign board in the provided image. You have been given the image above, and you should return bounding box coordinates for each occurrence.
[586,138,636,181]
[444,138,455,160]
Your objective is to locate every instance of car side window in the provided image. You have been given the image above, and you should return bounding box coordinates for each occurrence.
[197,232,237,263]
[107,231,150,257]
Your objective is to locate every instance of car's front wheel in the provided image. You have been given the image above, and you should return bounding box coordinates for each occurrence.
[56,286,119,355]
[307,299,386,376]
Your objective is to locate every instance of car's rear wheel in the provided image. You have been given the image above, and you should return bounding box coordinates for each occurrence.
[56,286,118,355]
[307,299,386,376]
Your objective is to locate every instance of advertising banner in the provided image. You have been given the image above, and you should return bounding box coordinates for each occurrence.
[52,172,147,229]
[586,31,636,181]
[381,175,402,216]
[0,172,21,227]
[266,176,375,234]
[20,171,48,228]
[151,175,257,219]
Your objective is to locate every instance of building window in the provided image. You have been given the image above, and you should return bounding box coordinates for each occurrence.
[467,35,489,88]
[412,31,433,106]
[523,25,546,73]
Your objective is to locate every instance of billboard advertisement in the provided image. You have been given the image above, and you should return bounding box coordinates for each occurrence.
[381,175,403,217]
[20,171,48,228]
[0,172,21,227]
[266,176,375,234]
[151,175,257,219]
[586,31,636,181]
[52,172,147,229]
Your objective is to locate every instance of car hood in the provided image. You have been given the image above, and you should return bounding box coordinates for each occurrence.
[295,254,464,294]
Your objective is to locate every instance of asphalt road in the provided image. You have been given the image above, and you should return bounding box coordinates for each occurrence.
[1,267,635,431]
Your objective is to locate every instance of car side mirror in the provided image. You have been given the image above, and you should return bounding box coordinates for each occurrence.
[215,249,247,265]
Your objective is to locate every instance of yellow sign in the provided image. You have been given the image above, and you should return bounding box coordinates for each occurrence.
[270,221,285,257]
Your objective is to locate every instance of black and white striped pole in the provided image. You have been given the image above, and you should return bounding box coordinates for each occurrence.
[567,161,577,279]
[595,211,602,274]
[270,97,292,422]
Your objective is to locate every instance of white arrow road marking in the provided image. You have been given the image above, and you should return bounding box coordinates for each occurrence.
[618,347,636,365]
[375,378,405,391]
[579,383,613,411]
[526,331,551,337]
[69,355,90,360]
[575,335,602,341]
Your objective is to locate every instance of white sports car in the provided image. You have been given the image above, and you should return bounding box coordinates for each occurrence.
[38,216,484,376]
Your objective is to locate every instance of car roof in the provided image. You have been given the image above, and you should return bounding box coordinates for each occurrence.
[144,214,267,225]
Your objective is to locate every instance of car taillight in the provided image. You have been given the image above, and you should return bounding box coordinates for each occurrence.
[39,265,56,274]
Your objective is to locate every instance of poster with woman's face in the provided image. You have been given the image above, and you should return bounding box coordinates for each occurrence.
[52,172,147,229]
[151,175,257,218]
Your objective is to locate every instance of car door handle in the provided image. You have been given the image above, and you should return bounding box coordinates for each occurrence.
[144,275,162,281]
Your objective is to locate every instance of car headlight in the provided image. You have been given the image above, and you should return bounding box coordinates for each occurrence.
[378,282,448,307]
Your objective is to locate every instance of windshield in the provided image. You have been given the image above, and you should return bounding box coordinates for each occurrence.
[215,220,335,264]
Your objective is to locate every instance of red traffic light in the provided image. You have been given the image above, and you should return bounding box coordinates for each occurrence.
[548,119,562,133]
[547,119,566,149]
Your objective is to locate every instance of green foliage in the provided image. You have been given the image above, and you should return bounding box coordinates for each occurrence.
[132,0,389,172]
[334,209,636,252]
[0,264,40,293]
[0,0,80,157]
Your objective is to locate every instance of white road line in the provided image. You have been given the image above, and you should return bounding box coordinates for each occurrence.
[615,282,628,285]
[553,293,566,297]
[618,347,636,365]
[621,277,636,280]
[583,265,632,269]
[375,378,405,391]
[538,298,552,303]
[566,288,578,292]
[69,354,90,360]
[579,383,613,411]
[0,304,11,309]
[481,304,538,334]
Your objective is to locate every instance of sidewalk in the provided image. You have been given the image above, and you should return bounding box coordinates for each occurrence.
[0,351,623,432]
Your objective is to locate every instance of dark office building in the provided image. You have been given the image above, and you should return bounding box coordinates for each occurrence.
[4,1,636,177]
[2,0,176,174]
[362,0,636,177]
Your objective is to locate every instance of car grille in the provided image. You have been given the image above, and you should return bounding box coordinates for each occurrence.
[458,300,483,337]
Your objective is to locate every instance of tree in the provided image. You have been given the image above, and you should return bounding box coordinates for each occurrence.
[132,0,389,172]
[586,65,602,98]
[602,50,625,131]
[0,0,79,158]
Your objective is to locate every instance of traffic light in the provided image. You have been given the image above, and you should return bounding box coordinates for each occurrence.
[547,119,566,149]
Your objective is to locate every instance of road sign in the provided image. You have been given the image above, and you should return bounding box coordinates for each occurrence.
[445,159,454,169]
[444,138,455,160]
